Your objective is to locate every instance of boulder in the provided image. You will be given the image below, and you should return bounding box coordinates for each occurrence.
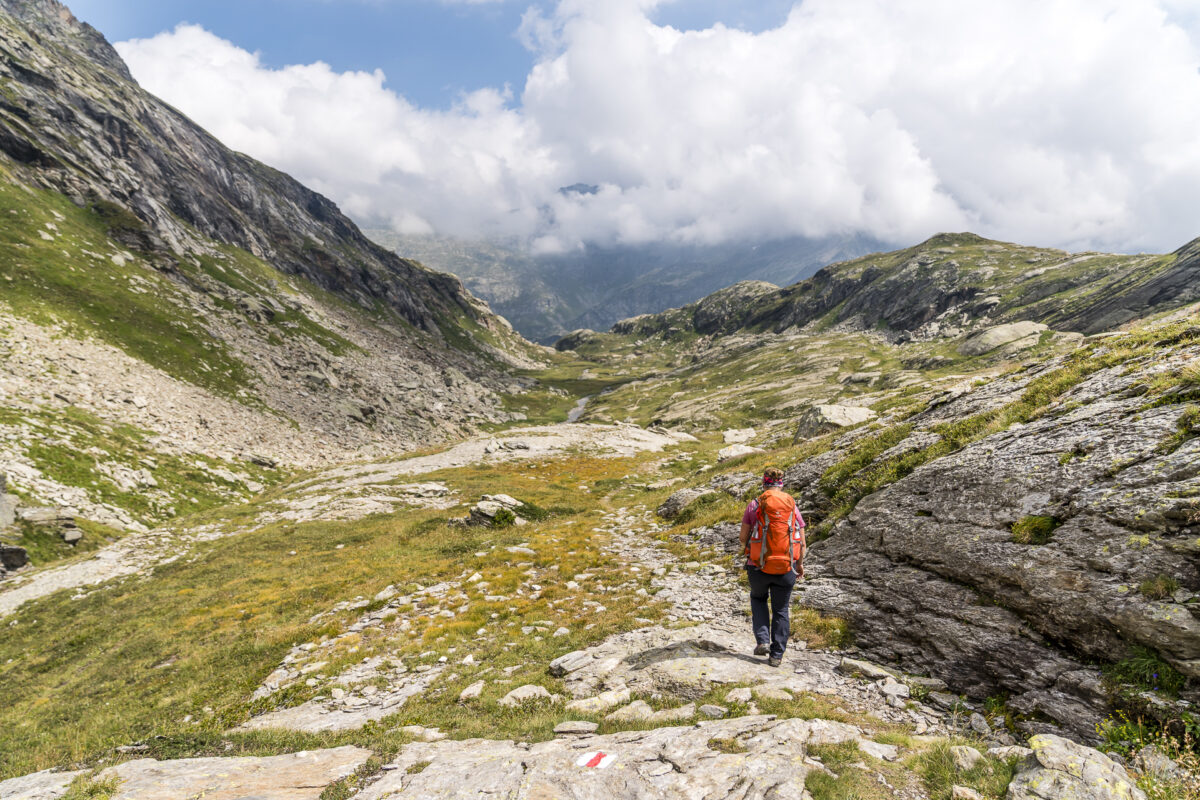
[0,483,16,529]
[498,684,555,707]
[648,703,695,722]
[952,745,985,772]
[1007,734,1146,800]
[656,488,720,520]
[0,768,84,799]
[717,444,763,462]
[605,700,654,722]
[554,721,599,736]
[548,650,592,677]
[958,321,1048,356]
[838,657,897,680]
[0,544,29,573]
[723,428,756,444]
[90,747,370,800]
[793,404,877,441]
[566,687,631,714]
[467,494,525,527]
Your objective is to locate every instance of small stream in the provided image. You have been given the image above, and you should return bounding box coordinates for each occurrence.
[566,396,591,423]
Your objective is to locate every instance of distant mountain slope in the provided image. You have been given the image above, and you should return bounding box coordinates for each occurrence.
[366,230,882,343]
[0,0,514,340]
[606,232,1200,341]
[0,0,543,529]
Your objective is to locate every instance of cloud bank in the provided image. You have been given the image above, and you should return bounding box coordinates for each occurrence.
[117,0,1200,253]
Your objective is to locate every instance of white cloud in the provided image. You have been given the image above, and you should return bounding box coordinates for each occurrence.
[117,0,1200,253]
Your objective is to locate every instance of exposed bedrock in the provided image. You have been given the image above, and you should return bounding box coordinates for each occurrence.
[796,364,1199,739]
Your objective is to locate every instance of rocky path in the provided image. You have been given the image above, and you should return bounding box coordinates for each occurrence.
[548,501,964,740]
[0,488,1154,799]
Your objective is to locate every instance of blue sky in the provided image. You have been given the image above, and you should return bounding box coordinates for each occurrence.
[69,0,797,108]
[91,0,1200,253]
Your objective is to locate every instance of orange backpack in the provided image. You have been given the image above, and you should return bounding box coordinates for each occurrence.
[747,488,803,574]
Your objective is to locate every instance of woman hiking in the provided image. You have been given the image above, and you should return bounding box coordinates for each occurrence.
[739,467,806,667]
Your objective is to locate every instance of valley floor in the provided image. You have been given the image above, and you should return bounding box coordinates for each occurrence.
[0,419,1026,800]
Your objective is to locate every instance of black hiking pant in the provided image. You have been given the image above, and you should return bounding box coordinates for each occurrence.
[747,567,798,659]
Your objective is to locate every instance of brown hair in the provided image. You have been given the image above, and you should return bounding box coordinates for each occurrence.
[763,467,784,483]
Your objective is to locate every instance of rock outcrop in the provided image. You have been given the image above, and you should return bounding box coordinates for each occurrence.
[1007,735,1146,800]
[794,335,1200,738]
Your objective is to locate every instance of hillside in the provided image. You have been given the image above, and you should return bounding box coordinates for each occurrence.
[367,229,880,343]
[599,232,1200,342]
[0,0,550,536]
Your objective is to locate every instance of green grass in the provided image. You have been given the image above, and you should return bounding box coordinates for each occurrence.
[1105,646,1188,696]
[0,451,668,779]
[61,774,120,800]
[1,405,277,526]
[1,518,124,568]
[912,739,1018,800]
[0,174,256,399]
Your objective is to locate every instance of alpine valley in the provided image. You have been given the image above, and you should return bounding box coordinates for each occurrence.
[0,2,1195,799]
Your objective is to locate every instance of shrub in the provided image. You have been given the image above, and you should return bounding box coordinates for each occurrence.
[1140,575,1181,601]
[491,507,517,528]
[1011,515,1060,545]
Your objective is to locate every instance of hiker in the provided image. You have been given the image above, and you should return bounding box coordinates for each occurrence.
[739,467,805,667]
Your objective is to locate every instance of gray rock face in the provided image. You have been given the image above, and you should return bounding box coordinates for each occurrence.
[360,716,891,800]
[1007,735,1146,800]
[793,404,877,440]
[691,281,780,334]
[0,0,497,338]
[797,342,1200,739]
[958,322,1048,356]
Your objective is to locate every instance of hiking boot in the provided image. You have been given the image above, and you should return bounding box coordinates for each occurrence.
[768,655,782,667]
[754,643,770,656]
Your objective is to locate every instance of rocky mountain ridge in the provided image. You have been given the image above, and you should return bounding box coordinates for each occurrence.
[368,229,881,343]
[599,232,1200,343]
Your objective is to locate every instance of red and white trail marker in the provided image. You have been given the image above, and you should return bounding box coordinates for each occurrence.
[575,751,616,769]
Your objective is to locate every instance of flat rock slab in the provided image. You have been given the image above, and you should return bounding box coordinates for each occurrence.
[101,746,371,800]
[360,716,892,799]
[240,669,443,733]
[0,768,83,800]
[548,621,843,701]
